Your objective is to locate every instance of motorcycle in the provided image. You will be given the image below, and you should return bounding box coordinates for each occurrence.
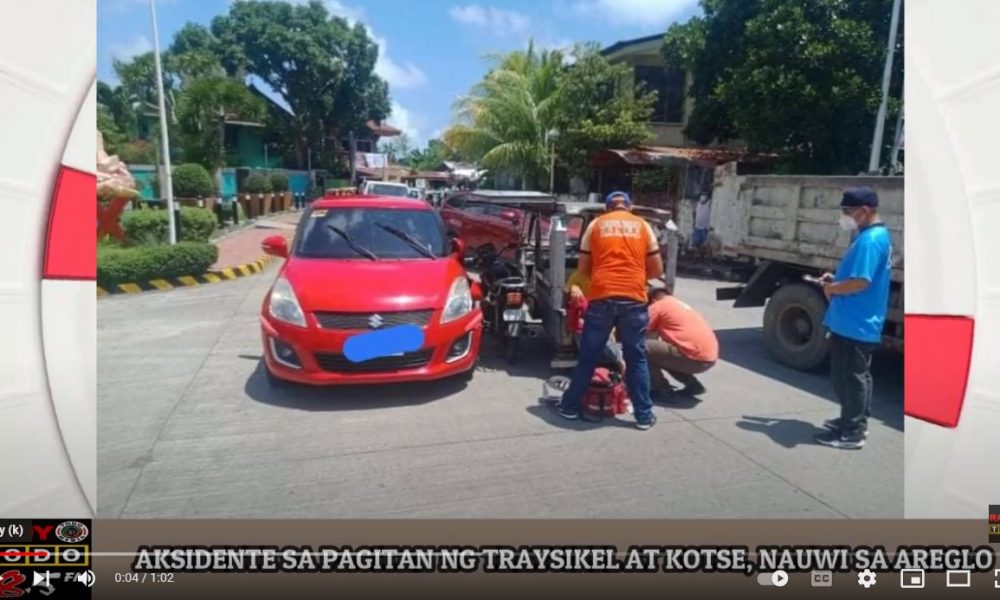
[473,242,534,362]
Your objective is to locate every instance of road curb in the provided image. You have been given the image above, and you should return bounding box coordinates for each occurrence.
[97,255,276,297]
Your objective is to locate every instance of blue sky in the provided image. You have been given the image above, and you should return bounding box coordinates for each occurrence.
[98,0,701,148]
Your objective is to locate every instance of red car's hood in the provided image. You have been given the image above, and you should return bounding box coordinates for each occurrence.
[282,257,461,312]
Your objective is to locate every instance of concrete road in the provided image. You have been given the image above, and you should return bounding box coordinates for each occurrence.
[98,268,903,518]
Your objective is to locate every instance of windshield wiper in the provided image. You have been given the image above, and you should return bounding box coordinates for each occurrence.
[374,222,436,259]
[326,224,378,260]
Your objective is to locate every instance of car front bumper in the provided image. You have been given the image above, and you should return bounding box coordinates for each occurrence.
[260,309,483,385]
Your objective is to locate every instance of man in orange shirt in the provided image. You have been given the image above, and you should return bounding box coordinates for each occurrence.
[557,191,663,430]
[646,280,718,398]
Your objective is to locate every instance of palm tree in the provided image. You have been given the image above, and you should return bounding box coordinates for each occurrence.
[444,41,564,190]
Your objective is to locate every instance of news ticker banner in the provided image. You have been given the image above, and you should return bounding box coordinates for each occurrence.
[69,517,1000,599]
[0,519,93,598]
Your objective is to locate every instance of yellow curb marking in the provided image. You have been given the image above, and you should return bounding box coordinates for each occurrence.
[221,268,237,280]
[118,283,142,294]
[178,276,199,286]
[203,273,222,284]
[149,279,173,290]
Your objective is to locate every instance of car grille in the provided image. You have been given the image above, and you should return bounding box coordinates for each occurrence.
[313,349,434,373]
[313,310,434,330]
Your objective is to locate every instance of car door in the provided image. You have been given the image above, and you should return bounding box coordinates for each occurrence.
[457,200,494,250]
[439,193,468,239]
[481,203,522,251]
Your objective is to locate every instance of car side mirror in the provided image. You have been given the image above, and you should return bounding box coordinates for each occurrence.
[261,235,289,258]
[452,237,467,256]
[470,281,483,302]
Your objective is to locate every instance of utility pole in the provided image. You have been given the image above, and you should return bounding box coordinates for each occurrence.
[890,107,904,173]
[868,0,902,174]
[349,131,357,186]
[150,0,176,243]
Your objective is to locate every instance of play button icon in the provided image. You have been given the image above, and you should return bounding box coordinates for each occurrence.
[772,570,789,587]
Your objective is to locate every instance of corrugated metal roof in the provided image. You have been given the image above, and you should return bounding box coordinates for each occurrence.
[591,145,778,168]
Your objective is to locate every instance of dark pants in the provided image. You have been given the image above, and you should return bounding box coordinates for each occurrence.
[830,332,877,437]
[646,339,715,390]
[560,298,653,423]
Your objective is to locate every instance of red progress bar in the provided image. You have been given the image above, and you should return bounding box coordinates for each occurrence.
[904,314,975,428]
[0,551,49,558]
[43,166,97,280]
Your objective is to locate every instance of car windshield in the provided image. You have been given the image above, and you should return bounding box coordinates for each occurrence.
[368,183,410,197]
[295,207,448,259]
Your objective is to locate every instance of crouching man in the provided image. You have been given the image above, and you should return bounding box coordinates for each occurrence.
[646,280,719,399]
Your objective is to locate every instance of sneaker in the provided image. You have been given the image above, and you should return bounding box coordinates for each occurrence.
[822,418,869,438]
[814,430,865,450]
[636,414,658,431]
[556,404,580,420]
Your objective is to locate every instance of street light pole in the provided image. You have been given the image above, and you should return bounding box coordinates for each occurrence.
[547,128,559,194]
[149,0,176,244]
[867,0,902,174]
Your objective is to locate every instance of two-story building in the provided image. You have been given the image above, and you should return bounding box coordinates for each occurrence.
[592,34,771,217]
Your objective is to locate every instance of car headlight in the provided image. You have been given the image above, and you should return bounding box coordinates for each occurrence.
[268,277,307,327]
[441,277,473,324]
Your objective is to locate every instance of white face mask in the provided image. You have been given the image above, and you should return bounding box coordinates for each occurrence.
[839,214,858,231]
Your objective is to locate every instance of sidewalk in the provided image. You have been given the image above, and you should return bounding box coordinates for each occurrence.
[210,211,301,272]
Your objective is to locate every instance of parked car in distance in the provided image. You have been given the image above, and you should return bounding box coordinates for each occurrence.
[361,180,410,198]
[259,195,484,386]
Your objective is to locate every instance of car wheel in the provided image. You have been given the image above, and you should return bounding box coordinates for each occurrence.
[503,335,519,364]
[762,283,831,370]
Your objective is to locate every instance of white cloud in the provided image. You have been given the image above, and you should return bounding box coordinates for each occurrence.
[370,32,429,90]
[281,1,427,90]
[449,4,532,36]
[387,101,424,147]
[573,0,698,27]
[110,34,152,61]
[322,0,366,22]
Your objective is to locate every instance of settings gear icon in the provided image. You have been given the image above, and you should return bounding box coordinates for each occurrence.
[858,569,877,588]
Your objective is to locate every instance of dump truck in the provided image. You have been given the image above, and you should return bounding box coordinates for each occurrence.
[712,164,903,370]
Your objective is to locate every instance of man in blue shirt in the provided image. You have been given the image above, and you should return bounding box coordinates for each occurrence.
[815,187,892,450]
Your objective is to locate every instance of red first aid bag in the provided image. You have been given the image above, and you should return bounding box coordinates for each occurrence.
[583,367,630,418]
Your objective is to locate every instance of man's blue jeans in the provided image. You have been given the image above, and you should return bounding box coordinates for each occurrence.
[559,298,654,423]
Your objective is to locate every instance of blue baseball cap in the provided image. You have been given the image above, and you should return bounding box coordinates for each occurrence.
[605,191,631,207]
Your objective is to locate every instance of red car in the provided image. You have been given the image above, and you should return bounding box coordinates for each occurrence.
[439,190,583,254]
[259,195,484,386]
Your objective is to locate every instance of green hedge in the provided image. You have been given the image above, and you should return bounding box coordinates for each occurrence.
[122,207,218,244]
[98,242,218,288]
[242,173,272,194]
[269,172,289,192]
[173,163,215,198]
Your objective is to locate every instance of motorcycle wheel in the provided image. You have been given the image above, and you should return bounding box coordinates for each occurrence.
[502,324,520,363]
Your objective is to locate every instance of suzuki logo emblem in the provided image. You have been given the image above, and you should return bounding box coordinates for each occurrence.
[368,314,384,329]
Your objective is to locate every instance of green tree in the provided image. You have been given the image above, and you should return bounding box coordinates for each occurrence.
[404,138,458,171]
[445,41,564,189]
[662,0,904,173]
[550,43,656,180]
[97,80,137,138]
[97,105,127,155]
[168,23,226,86]
[379,134,412,164]
[210,0,390,169]
[175,76,265,171]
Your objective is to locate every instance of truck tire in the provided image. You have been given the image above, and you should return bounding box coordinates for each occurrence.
[762,283,831,371]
